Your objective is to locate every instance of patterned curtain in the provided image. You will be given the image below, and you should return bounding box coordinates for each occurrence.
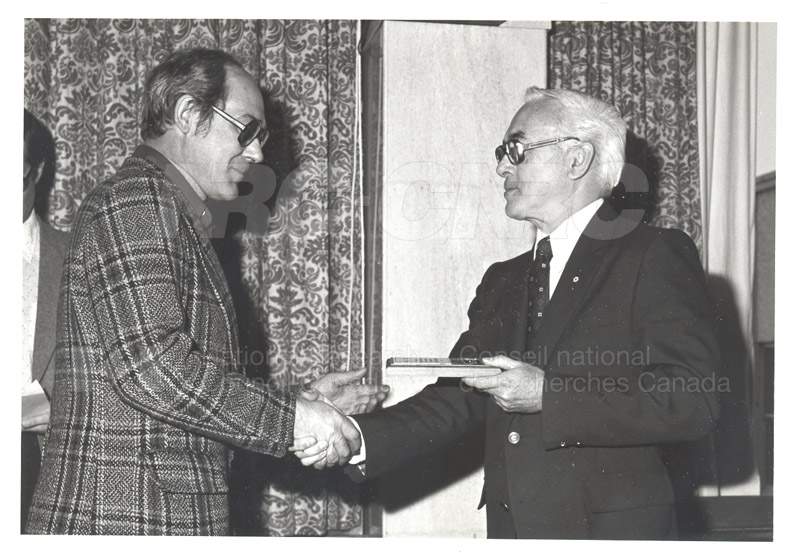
[549,21,702,253]
[24,18,364,536]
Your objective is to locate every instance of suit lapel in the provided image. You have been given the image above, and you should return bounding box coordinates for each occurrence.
[530,202,623,368]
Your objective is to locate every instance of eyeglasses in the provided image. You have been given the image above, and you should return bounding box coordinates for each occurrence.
[211,105,269,148]
[495,137,580,165]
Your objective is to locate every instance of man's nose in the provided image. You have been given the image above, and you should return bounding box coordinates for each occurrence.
[244,140,264,164]
[496,155,514,178]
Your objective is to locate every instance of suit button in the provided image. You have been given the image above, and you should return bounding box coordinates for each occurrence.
[501,502,510,512]
[508,431,520,444]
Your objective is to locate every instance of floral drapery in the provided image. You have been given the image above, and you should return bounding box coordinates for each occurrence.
[24,18,364,536]
[549,21,703,253]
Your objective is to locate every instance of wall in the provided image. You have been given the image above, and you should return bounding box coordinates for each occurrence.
[377,20,549,538]
[756,23,777,177]
[753,21,776,344]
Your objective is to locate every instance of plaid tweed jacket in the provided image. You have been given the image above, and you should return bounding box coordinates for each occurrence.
[27,146,296,535]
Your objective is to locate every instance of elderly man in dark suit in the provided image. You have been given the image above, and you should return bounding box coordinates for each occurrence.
[22,108,70,531]
[297,87,722,539]
[26,48,378,535]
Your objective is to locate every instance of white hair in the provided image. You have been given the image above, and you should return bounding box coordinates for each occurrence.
[524,87,627,196]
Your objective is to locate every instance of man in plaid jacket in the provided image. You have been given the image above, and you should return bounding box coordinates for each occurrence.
[27,48,371,535]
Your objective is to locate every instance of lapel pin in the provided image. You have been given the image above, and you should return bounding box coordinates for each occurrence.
[573,276,579,283]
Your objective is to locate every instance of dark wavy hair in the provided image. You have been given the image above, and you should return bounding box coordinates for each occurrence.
[140,48,246,140]
[24,108,56,218]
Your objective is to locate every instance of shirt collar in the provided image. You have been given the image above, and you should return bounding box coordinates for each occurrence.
[23,211,40,263]
[534,198,604,264]
[132,144,213,232]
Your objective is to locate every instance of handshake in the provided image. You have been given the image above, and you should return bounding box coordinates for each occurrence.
[290,368,390,470]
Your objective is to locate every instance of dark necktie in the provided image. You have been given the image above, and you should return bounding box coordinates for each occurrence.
[526,236,552,350]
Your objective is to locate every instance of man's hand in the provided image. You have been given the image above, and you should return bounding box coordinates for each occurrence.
[289,389,344,467]
[308,368,390,415]
[22,392,50,434]
[290,436,329,467]
[292,396,362,469]
[461,355,545,413]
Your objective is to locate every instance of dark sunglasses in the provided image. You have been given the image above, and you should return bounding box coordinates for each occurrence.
[211,105,269,148]
[495,137,580,165]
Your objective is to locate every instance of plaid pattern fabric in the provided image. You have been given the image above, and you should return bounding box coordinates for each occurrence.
[27,153,296,535]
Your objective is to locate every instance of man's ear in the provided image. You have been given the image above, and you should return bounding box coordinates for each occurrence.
[567,141,595,180]
[173,94,200,136]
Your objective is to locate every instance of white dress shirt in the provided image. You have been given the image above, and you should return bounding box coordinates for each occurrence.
[22,214,41,395]
[534,198,604,299]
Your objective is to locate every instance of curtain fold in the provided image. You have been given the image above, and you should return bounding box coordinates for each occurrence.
[696,22,758,496]
[24,18,364,535]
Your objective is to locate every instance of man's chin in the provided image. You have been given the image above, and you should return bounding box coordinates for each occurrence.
[208,191,240,201]
[207,185,240,201]
[504,203,524,221]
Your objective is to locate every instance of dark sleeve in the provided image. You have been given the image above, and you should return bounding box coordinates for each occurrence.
[542,230,721,448]
[79,185,295,457]
[349,269,495,480]
[351,383,486,480]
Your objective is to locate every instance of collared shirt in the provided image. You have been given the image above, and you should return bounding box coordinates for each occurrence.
[533,198,604,300]
[133,145,213,233]
[22,213,40,394]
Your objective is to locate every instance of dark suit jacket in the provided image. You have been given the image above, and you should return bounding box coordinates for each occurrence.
[350,202,721,539]
[31,218,70,398]
[28,147,296,535]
